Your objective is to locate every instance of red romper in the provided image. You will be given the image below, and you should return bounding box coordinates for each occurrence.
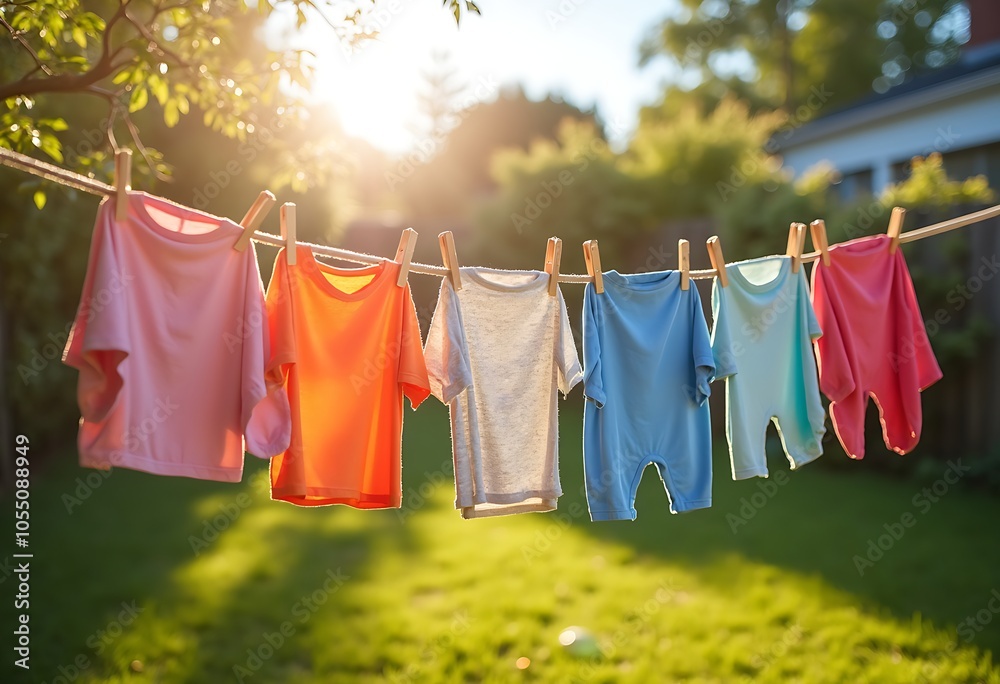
[810,234,942,459]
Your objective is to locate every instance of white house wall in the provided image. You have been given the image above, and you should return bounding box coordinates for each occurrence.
[778,86,1000,192]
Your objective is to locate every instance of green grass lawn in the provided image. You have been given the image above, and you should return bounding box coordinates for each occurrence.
[7,400,1000,683]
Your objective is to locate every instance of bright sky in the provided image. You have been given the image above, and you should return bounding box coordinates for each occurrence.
[293,0,681,153]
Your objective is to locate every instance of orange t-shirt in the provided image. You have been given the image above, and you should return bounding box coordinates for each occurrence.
[265,246,430,508]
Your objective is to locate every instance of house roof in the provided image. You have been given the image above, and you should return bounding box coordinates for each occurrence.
[775,42,1000,150]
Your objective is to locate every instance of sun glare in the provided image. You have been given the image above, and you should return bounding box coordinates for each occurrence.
[286,1,673,153]
[304,6,452,153]
[311,44,426,152]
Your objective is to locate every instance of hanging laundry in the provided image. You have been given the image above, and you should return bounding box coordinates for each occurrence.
[810,234,942,459]
[63,193,291,482]
[710,256,826,479]
[581,271,715,520]
[423,267,582,519]
[265,246,430,508]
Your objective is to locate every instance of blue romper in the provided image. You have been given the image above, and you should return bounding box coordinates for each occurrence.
[582,270,716,520]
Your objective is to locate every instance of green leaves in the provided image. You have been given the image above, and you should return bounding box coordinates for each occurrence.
[128,86,148,113]
[38,118,68,132]
[71,26,87,48]
[33,190,46,210]
[35,133,63,163]
[147,75,169,106]
[164,100,180,128]
[442,0,481,25]
[112,69,133,85]
[1,106,66,164]
[881,154,997,210]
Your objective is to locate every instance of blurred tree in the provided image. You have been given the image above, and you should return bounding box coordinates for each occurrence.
[881,152,996,210]
[479,98,798,264]
[415,50,466,142]
[0,0,482,200]
[713,161,837,259]
[478,119,647,270]
[639,0,968,117]
[626,98,787,223]
[397,86,602,219]
[480,100,997,266]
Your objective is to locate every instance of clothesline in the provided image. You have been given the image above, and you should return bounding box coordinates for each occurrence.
[3,145,1000,282]
[33,142,984,518]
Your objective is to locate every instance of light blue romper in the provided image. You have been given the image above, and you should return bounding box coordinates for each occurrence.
[710,256,826,480]
[582,270,716,521]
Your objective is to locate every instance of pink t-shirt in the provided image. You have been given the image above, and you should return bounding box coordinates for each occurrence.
[63,192,290,482]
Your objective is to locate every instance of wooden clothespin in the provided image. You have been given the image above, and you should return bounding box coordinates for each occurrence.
[114,149,131,222]
[234,190,277,251]
[280,202,297,266]
[582,240,604,294]
[395,227,418,287]
[785,222,807,273]
[678,238,690,291]
[887,206,905,255]
[706,236,728,287]
[544,237,562,297]
[810,219,830,266]
[438,231,461,290]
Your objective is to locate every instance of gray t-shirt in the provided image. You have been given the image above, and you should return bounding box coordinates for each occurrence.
[424,267,582,518]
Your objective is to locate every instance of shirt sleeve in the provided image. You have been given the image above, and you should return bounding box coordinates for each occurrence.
[423,279,472,404]
[62,199,130,423]
[687,284,716,406]
[809,262,855,403]
[243,247,293,459]
[556,288,583,397]
[581,285,606,408]
[897,252,943,391]
[801,271,823,340]
[709,278,738,381]
[399,283,431,409]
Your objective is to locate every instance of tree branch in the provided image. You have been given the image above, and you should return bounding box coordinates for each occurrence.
[151,2,189,18]
[123,8,191,68]
[0,12,56,77]
[0,2,130,101]
[122,108,169,181]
